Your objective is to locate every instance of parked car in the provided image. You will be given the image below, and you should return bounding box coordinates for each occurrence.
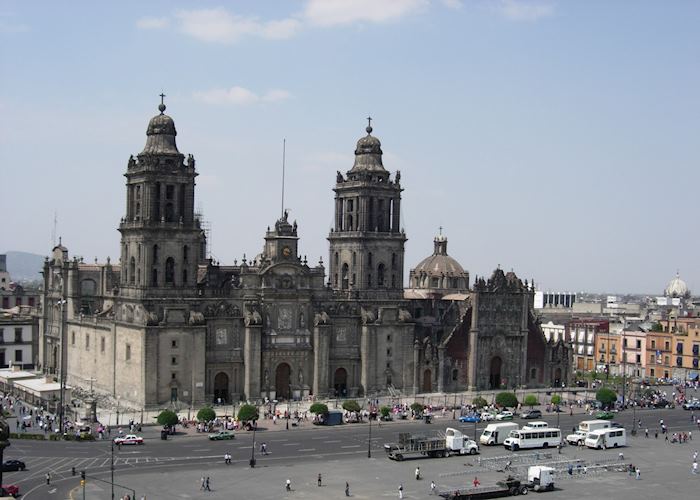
[610,422,624,429]
[1,484,19,497]
[480,412,495,421]
[208,431,235,441]
[113,434,144,445]
[521,409,542,419]
[595,411,614,420]
[0,460,25,472]
[682,401,700,410]
[495,411,514,421]
[459,413,481,423]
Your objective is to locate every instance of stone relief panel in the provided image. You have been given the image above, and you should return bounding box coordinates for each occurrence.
[215,328,228,345]
[278,306,293,331]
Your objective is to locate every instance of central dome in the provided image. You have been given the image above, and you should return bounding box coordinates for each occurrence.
[409,233,469,291]
[140,103,180,155]
[665,272,690,298]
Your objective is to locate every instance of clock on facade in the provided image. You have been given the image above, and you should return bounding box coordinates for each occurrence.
[282,246,292,257]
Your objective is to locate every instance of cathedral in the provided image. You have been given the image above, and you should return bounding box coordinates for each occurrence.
[39,102,571,408]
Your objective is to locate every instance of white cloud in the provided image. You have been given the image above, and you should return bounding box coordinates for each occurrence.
[136,17,169,30]
[193,87,292,105]
[495,0,554,21]
[174,8,300,43]
[303,0,429,27]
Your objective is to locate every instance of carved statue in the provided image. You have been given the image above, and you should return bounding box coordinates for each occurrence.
[128,155,136,169]
[188,311,205,325]
[187,154,195,168]
[314,311,330,326]
[398,309,412,322]
[395,170,401,184]
[282,209,289,222]
[292,220,297,233]
[360,307,376,325]
[264,369,270,388]
[299,311,305,328]
[298,369,303,385]
[336,171,343,183]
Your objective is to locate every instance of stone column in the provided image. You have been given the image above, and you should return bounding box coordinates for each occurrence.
[313,324,330,397]
[360,324,371,395]
[437,346,446,393]
[243,324,262,400]
[413,340,420,394]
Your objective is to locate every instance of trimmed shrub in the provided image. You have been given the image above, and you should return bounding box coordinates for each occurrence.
[495,392,518,409]
[596,387,617,407]
[551,394,562,405]
[197,407,216,422]
[342,400,361,413]
[380,406,391,418]
[237,404,259,422]
[523,394,539,408]
[156,409,179,427]
[410,402,425,414]
[472,397,488,409]
[10,432,46,440]
[309,403,329,415]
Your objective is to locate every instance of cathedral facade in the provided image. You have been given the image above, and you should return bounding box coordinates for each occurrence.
[38,103,571,409]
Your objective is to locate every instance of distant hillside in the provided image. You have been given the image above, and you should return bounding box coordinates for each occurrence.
[3,251,45,282]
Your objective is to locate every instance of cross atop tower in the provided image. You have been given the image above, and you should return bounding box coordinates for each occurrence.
[158,93,166,113]
[160,93,166,105]
[366,115,373,134]
[439,225,443,236]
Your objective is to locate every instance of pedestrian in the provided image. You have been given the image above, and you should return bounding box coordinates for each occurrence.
[415,467,421,480]
[205,477,210,491]
[655,429,659,439]
[398,483,404,499]
[645,428,649,438]
[318,473,322,487]
[473,477,481,487]
[690,431,693,441]
[693,461,698,475]
[618,452,624,461]
[286,478,292,491]
[431,480,437,495]
[345,481,350,496]
[261,442,268,455]
[46,472,51,485]
[635,467,641,480]
[200,476,205,490]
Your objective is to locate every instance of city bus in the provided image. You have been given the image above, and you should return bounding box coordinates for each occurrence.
[503,427,562,451]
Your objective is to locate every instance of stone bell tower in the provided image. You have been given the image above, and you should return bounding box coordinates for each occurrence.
[118,96,205,298]
[328,119,406,297]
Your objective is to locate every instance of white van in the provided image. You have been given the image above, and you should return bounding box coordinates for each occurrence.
[585,428,626,449]
[578,420,611,433]
[522,421,549,430]
[480,423,519,445]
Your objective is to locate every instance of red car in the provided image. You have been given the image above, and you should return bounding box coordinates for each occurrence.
[1,484,19,497]
[113,434,144,445]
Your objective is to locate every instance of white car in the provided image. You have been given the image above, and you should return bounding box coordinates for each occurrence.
[566,430,588,445]
[495,411,514,421]
[480,412,495,421]
[113,434,144,445]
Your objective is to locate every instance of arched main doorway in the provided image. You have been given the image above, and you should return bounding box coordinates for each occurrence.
[334,368,348,397]
[213,372,229,403]
[554,367,562,386]
[422,369,432,392]
[276,363,291,399]
[489,356,502,389]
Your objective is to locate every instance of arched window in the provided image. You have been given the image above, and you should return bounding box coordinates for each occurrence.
[334,252,339,266]
[377,264,385,287]
[341,263,349,290]
[129,257,135,284]
[165,257,175,285]
[368,253,373,266]
[165,203,174,222]
[152,268,158,286]
[182,268,188,285]
[368,273,372,288]
[137,267,141,284]
[153,244,159,263]
[391,253,397,269]
[352,252,356,266]
[183,245,189,262]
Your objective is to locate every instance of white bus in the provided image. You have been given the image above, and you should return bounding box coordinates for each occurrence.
[585,428,626,449]
[503,428,562,451]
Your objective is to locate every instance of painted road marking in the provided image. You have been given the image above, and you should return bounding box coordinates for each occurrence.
[298,448,316,452]
[341,445,361,449]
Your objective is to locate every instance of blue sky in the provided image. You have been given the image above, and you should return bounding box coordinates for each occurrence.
[1,0,698,294]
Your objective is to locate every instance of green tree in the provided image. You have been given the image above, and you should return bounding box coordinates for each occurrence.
[495,392,518,409]
[309,403,329,415]
[237,404,259,422]
[472,397,488,409]
[342,400,361,413]
[551,394,562,406]
[196,406,216,422]
[156,409,178,427]
[596,387,617,408]
[380,406,391,419]
[650,322,664,332]
[410,402,425,414]
[523,394,539,408]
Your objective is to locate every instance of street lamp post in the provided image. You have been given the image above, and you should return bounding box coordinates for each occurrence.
[367,412,372,458]
[111,438,115,499]
[58,297,67,434]
[249,423,257,468]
